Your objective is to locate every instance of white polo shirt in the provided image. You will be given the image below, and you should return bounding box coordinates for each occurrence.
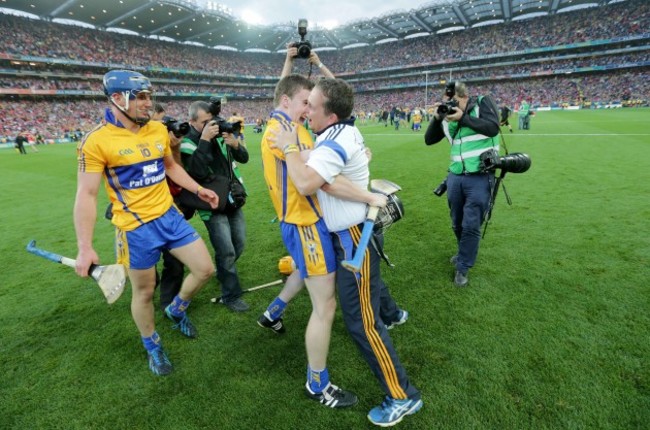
[306,123,368,232]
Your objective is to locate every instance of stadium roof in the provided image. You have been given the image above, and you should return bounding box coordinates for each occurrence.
[0,0,625,52]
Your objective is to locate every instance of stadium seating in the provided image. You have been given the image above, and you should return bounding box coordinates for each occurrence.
[0,0,647,141]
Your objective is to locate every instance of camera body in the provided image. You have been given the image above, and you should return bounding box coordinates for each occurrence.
[211,118,242,136]
[208,97,242,137]
[479,149,532,174]
[290,40,312,59]
[437,100,458,117]
[162,116,190,138]
[291,19,311,59]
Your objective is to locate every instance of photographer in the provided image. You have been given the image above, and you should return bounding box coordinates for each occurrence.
[180,101,250,312]
[424,81,500,287]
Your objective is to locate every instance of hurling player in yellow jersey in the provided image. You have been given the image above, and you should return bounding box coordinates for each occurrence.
[74,70,219,376]
[261,74,359,408]
[259,48,385,408]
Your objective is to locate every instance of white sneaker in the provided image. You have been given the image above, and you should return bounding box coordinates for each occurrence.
[386,310,408,330]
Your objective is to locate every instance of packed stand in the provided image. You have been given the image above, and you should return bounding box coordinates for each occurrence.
[0,0,647,75]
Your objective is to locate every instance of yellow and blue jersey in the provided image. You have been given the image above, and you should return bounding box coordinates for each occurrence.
[78,108,173,231]
[261,110,322,226]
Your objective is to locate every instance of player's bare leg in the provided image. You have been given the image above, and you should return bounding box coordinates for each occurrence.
[170,238,215,300]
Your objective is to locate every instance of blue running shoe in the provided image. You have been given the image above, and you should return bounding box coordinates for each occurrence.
[367,396,423,427]
[165,306,198,338]
[148,347,173,376]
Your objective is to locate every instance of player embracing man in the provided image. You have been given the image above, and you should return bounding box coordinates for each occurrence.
[269,78,423,427]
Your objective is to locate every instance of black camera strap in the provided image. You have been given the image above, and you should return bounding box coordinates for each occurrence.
[499,128,510,155]
[216,139,239,184]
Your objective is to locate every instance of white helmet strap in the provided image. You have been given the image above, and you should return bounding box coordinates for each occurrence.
[109,91,147,126]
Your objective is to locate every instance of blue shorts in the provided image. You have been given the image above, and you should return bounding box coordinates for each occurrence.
[115,207,200,270]
[280,218,337,279]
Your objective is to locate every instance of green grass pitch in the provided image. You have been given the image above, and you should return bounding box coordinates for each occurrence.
[0,108,648,429]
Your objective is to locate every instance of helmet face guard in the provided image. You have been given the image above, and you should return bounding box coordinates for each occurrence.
[103,70,153,125]
[374,194,404,234]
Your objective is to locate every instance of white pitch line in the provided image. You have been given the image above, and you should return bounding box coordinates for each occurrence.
[363,133,650,137]
[491,133,650,136]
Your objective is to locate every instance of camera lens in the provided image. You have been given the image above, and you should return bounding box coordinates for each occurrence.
[296,41,311,59]
[176,122,190,136]
[499,153,532,173]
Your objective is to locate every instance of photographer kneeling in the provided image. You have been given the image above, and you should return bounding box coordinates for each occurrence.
[179,100,250,312]
[424,81,500,287]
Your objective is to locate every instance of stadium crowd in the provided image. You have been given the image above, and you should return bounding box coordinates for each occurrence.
[0,0,647,75]
[0,98,271,142]
[0,0,648,141]
[2,69,646,142]
[3,51,647,96]
[356,69,648,111]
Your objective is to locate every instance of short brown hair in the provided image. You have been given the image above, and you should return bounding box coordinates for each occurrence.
[274,74,315,107]
[315,79,354,120]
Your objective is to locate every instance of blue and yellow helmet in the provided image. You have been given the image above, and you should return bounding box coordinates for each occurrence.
[103,70,152,99]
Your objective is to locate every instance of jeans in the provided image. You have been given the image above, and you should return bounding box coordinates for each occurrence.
[203,208,246,303]
[446,172,493,274]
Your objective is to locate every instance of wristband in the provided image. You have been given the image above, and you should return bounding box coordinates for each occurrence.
[283,144,299,155]
[317,62,324,69]
[196,185,204,196]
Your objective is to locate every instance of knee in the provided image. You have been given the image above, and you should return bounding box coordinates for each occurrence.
[463,227,482,238]
[193,263,215,282]
[314,296,337,322]
[322,296,337,321]
[216,253,236,271]
[234,243,245,259]
[132,285,155,303]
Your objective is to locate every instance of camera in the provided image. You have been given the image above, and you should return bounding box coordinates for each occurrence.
[479,150,532,174]
[162,116,190,138]
[437,81,459,117]
[208,97,242,137]
[433,178,448,197]
[290,19,312,59]
[437,100,458,117]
